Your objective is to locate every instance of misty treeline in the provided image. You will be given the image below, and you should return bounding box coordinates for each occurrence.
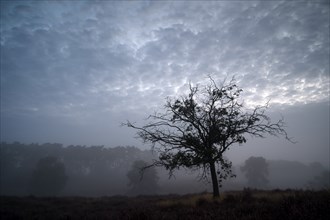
[0,142,328,197]
[0,142,156,197]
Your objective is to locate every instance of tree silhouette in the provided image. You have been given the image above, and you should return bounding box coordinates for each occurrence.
[308,170,330,190]
[126,160,159,195]
[30,156,67,196]
[241,156,269,189]
[125,77,291,197]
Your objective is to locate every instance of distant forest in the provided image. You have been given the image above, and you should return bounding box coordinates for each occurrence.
[0,142,156,196]
[0,142,328,197]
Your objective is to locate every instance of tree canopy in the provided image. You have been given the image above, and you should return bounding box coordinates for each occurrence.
[125,77,291,197]
[241,156,269,189]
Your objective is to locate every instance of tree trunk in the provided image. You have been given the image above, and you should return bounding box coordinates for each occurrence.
[209,161,220,198]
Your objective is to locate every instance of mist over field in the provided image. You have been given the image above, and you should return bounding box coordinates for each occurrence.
[1,0,329,199]
[0,142,329,197]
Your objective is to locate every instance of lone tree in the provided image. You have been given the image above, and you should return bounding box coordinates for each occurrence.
[125,77,290,197]
[241,156,269,189]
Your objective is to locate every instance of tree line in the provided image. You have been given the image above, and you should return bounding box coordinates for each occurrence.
[0,142,156,196]
[1,142,328,197]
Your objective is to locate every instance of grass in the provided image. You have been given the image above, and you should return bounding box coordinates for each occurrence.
[1,189,329,220]
[157,192,218,207]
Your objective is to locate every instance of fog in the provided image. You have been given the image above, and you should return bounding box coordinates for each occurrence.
[1,0,329,197]
[0,142,328,197]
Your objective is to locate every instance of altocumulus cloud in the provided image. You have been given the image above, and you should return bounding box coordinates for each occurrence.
[0,0,329,165]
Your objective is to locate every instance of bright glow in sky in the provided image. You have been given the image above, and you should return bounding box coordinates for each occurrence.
[1,0,329,166]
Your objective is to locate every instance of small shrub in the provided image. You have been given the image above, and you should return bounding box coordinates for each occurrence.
[196,197,209,207]
[223,194,237,204]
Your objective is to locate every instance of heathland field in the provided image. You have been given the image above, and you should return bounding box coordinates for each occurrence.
[1,189,329,220]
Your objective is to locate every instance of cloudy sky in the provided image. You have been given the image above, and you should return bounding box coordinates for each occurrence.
[1,0,329,166]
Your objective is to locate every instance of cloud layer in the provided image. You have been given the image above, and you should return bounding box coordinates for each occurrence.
[1,1,329,165]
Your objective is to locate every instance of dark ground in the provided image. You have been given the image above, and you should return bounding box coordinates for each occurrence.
[1,189,329,220]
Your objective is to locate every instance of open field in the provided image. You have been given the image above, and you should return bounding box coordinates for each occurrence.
[1,189,329,220]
